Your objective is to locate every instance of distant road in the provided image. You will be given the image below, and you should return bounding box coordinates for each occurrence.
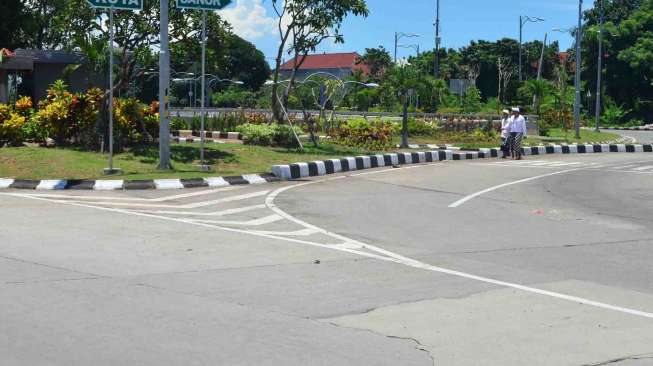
[613,129,653,144]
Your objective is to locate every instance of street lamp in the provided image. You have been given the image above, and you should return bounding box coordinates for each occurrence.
[398,44,420,57]
[519,15,545,82]
[434,0,441,78]
[394,32,420,63]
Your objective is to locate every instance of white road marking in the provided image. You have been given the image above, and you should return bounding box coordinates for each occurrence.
[448,169,581,208]
[5,166,653,319]
[263,178,653,320]
[612,164,640,170]
[19,186,243,202]
[189,214,283,226]
[128,204,266,216]
[7,156,653,319]
[633,165,653,171]
[46,190,270,209]
[246,228,320,236]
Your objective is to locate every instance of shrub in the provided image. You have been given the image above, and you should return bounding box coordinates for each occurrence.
[34,97,71,144]
[334,118,394,149]
[407,118,440,136]
[236,123,302,147]
[170,117,188,131]
[272,124,302,148]
[14,96,33,117]
[0,108,27,145]
[237,123,274,146]
[601,101,630,126]
[540,110,572,135]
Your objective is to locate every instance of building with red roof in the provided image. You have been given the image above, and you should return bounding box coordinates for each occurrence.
[278,52,371,80]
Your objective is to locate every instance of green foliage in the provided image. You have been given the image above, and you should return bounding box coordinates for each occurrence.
[334,118,394,149]
[407,119,440,136]
[235,123,302,148]
[518,79,552,114]
[212,88,258,108]
[170,117,189,131]
[601,100,631,125]
[0,104,26,145]
[356,46,392,81]
[462,87,482,113]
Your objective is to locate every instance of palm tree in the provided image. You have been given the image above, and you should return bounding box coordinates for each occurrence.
[520,79,551,115]
[385,64,423,148]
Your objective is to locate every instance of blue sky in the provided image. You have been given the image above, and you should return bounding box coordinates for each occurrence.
[219,0,595,65]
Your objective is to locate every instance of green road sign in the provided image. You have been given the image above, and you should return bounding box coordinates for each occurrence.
[86,0,143,10]
[176,0,232,10]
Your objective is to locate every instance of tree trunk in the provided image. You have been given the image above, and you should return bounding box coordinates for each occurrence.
[401,96,409,148]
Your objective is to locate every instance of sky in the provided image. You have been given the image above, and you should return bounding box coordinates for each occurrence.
[218,0,596,65]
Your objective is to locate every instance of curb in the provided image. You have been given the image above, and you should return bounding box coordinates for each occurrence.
[0,174,279,191]
[396,144,460,150]
[172,130,242,140]
[271,143,653,180]
[602,127,653,131]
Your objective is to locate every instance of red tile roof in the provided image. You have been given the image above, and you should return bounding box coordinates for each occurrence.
[279,52,370,74]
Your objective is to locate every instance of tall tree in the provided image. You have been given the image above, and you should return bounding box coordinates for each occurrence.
[356,46,392,81]
[0,0,29,49]
[270,0,369,123]
[385,64,424,147]
[582,0,653,121]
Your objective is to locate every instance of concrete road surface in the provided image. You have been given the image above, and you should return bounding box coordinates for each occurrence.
[2,153,653,365]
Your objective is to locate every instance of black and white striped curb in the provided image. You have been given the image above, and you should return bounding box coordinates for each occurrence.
[396,144,460,150]
[602,126,653,131]
[271,143,653,180]
[172,130,243,140]
[0,174,279,190]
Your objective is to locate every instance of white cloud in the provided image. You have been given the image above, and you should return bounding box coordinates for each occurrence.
[219,0,277,39]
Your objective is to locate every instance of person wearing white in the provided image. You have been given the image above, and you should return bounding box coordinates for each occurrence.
[500,109,511,158]
[508,107,527,160]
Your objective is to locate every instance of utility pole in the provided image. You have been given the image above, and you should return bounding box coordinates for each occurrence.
[394,32,398,63]
[158,0,171,170]
[536,33,547,80]
[519,16,523,82]
[594,0,604,132]
[574,0,583,139]
[198,10,209,170]
[519,15,545,82]
[434,0,441,78]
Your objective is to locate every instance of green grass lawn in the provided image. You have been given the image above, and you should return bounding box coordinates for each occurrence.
[0,142,371,180]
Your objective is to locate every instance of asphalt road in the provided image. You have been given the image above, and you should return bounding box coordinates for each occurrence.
[2,153,653,365]
[616,129,653,144]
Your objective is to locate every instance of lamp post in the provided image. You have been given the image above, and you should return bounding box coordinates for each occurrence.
[398,44,420,57]
[434,0,441,78]
[595,0,605,132]
[519,15,545,82]
[394,32,420,63]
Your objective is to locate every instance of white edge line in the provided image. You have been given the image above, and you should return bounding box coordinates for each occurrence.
[448,168,581,208]
[263,176,653,320]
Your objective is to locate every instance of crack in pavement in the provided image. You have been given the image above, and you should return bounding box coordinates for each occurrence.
[3,276,102,285]
[427,237,653,256]
[0,253,105,278]
[582,353,653,365]
[323,320,436,366]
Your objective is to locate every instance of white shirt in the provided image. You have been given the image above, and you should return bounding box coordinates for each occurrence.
[508,114,527,135]
[501,117,510,138]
